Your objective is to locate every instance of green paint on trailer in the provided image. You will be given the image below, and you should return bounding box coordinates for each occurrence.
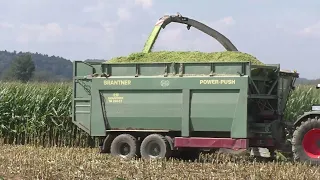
[88,76,248,137]
[182,89,190,137]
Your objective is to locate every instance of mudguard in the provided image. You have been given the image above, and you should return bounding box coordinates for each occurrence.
[293,111,320,127]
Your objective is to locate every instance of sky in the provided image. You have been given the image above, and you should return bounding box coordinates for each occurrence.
[0,0,320,79]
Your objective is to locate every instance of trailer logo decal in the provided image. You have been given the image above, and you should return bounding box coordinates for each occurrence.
[107,93,124,103]
[200,79,236,85]
[160,80,170,87]
[104,80,131,86]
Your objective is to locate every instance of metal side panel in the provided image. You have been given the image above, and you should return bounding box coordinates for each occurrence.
[73,99,91,134]
[99,89,183,132]
[73,79,92,134]
[72,61,94,135]
[89,75,248,137]
[189,76,248,138]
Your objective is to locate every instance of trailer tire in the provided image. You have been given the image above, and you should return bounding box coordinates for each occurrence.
[140,134,172,159]
[110,134,137,159]
[292,117,320,165]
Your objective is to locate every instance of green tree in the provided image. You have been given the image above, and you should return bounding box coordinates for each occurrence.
[5,54,35,82]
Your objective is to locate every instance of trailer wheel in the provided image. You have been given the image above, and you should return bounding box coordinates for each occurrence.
[110,134,137,159]
[140,134,172,159]
[292,117,320,165]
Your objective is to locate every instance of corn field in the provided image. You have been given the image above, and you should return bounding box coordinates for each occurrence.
[284,85,320,120]
[0,82,97,148]
[0,81,319,148]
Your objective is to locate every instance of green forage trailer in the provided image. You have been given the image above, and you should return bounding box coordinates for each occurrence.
[71,60,301,161]
[71,13,320,166]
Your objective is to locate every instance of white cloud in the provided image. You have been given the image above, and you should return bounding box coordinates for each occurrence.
[101,22,116,32]
[65,23,115,43]
[15,23,63,43]
[219,16,235,26]
[157,28,183,44]
[81,1,138,22]
[206,16,236,31]
[82,1,105,13]
[38,23,63,42]
[1,21,115,45]
[16,34,30,44]
[298,21,320,37]
[117,8,131,21]
[135,0,152,9]
[0,22,14,29]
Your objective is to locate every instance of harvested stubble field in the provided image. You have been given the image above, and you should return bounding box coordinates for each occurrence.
[0,51,320,179]
[0,144,320,180]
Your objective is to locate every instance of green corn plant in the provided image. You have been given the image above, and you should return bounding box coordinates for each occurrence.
[284,85,320,121]
[0,81,98,148]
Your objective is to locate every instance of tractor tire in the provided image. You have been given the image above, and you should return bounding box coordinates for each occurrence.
[140,134,172,159]
[110,134,138,159]
[292,117,320,165]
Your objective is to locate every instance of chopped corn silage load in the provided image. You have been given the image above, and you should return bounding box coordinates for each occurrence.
[107,51,264,65]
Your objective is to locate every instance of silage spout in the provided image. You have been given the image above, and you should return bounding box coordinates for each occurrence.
[142,13,238,53]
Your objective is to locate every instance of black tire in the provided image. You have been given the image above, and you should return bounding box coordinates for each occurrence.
[292,117,320,165]
[140,134,172,159]
[110,134,137,159]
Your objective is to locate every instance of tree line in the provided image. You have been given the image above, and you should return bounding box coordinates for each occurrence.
[0,50,72,82]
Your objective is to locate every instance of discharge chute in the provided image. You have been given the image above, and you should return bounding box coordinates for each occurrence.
[142,13,239,53]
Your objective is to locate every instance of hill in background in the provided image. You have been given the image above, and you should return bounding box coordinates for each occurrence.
[0,50,74,82]
[0,50,319,84]
[295,77,320,85]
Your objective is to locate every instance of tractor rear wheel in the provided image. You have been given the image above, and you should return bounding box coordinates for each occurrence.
[110,134,138,159]
[140,134,172,159]
[292,117,320,165]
